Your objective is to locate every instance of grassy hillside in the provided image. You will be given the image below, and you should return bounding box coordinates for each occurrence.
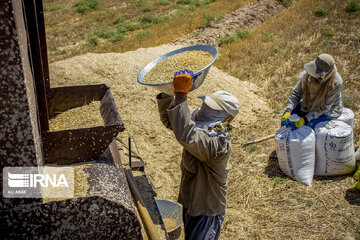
[43,0,254,62]
[44,0,360,239]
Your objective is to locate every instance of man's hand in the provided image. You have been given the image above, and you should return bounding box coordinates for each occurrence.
[173,69,196,94]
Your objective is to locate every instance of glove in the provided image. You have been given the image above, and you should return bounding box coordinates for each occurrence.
[173,69,198,94]
[354,166,360,190]
[353,166,360,181]
[281,112,291,122]
[295,117,305,128]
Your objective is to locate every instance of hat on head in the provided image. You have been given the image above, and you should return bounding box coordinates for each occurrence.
[304,54,335,78]
[199,90,240,117]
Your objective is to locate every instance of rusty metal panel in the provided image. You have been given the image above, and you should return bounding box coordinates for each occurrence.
[34,0,50,89]
[0,0,44,209]
[23,0,49,132]
[42,126,123,164]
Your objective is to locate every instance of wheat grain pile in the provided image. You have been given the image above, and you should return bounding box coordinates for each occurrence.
[49,101,103,131]
[143,50,213,84]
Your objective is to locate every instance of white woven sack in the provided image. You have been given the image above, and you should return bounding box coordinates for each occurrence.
[314,120,356,176]
[275,125,316,186]
[337,107,354,128]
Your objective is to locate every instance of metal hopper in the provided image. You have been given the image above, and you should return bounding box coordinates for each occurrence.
[43,84,125,165]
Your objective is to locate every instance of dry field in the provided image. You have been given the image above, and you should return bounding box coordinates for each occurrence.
[43,0,254,62]
[44,0,360,239]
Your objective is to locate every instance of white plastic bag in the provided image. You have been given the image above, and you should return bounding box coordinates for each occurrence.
[314,120,356,176]
[275,125,316,186]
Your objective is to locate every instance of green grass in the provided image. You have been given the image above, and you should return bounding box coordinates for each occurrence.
[118,21,141,33]
[176,0,192,4]
[88,36,99,45]
[43,5,62,12]
[202,0,216,5]
[219,35,237,45]
[157,0,171,5]
[139,14,169,24]
[280,0,293,8]
[112,16,126,25]
[94,28,117,39]
[215,15,224,23]
[219,29,250,45]
[203,13,215,26]
[113,17,141,32]
[93,10,114,22]
[136,0,147,7]
[176,0,215,6]
[246,144,258,153]
[73,0,100,14]
[323,27,335,36]
[236,29,250,39]
[142,6,153,12]
[346,0,360,12]
[136,30,151,39]
[93,28,124,42]
[109,32,124,42]
[314,7,329,16]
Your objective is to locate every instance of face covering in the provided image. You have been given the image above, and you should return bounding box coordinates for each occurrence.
[191,103,232,137]
[192,103,230,122]
[315,67,335,83]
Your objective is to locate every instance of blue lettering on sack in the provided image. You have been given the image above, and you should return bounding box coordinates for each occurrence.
[329,142,336,149]
[338,144,351,152]
[324,132,331,174]
[286,133,295,178]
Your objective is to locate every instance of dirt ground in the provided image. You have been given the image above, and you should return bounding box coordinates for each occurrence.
[172,0,285,46]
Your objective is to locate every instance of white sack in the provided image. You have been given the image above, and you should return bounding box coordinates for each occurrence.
[275,125,316,186]
[314,120,356,176]
[337,107,354,128]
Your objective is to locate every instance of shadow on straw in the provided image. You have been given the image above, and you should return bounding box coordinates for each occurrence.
[345,188,360,206]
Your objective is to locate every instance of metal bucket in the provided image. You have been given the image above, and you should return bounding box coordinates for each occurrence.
[137,45,218,96]
[155,199,183,237]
